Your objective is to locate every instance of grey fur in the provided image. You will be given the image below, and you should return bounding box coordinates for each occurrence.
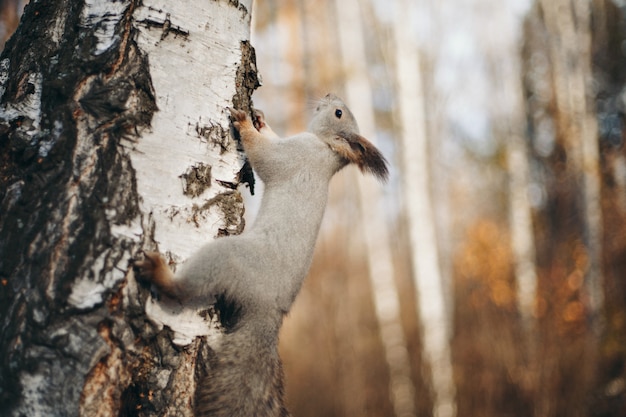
[136,94,388,416]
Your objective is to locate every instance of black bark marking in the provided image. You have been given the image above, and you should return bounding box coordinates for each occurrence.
[231,40,260,113]
[180,163,212,198]
[231,40,260,196]
[136,8,190,41]
[191,190,245,236]
[195,122,233,155]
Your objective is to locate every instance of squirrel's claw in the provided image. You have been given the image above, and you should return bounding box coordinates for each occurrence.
[228,107,250,135]
[134,251,158,281]
[134,251,179,299]
[252,109,265,129]
[228,107,247,122]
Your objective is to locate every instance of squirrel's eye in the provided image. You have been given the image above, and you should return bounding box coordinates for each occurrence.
[335,109,343,119]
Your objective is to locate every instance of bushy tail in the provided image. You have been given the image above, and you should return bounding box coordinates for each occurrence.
[194,315,290,417]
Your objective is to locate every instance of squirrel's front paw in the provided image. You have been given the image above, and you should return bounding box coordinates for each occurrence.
[252,109,266,130]
[134,251,179,299]
[229,108,253,132]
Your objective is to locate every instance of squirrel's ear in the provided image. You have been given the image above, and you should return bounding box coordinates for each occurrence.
[331,132,389,182]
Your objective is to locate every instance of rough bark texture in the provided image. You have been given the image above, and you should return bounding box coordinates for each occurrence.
[0,0,256,415]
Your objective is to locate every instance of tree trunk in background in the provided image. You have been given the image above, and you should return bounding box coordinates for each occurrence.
[589,1,626,414]
[489,9,538,337]
[480,0,539,372]
[334,0,417,416]
[523,1,603,415]
[538,0,604,324]
[0,0,256,415]
[507,136,537,332]
[278,0,307,133]
[391,1,457,416]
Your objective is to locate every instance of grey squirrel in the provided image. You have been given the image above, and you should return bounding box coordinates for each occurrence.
[135,94,388,416]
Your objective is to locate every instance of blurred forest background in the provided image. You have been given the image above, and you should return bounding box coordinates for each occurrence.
[2,0,626,416]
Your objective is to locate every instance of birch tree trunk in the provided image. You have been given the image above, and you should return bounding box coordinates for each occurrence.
[390,1,457,416]
[0,0,256,415]
[537,0,604,323]
[485,0,538,342]
[333,1,418,416]
[524,2,603,415]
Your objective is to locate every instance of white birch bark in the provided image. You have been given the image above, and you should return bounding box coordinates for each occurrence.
[130,0,253,345]
[334,0,417,416]
[485,0,538,334]
[391,0,456,416]
[0,1,256,415]
[508,135,538,329]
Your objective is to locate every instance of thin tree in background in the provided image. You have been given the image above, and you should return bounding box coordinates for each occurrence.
[538,0,604,322]
[507,131,538,332]
[391,0,456,416]
[334,0,417,416]
[483,0,538,340]
[524,1,604,415]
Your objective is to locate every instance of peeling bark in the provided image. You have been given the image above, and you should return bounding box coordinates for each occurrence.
[0,0,255,415]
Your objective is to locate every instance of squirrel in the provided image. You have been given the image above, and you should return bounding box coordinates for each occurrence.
[135,93,388,417]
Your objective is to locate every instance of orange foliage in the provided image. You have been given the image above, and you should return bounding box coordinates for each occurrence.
[452,219,532,416]
[455,220,516,310]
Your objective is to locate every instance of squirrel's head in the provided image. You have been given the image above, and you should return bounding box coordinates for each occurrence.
[309,93,389,182]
